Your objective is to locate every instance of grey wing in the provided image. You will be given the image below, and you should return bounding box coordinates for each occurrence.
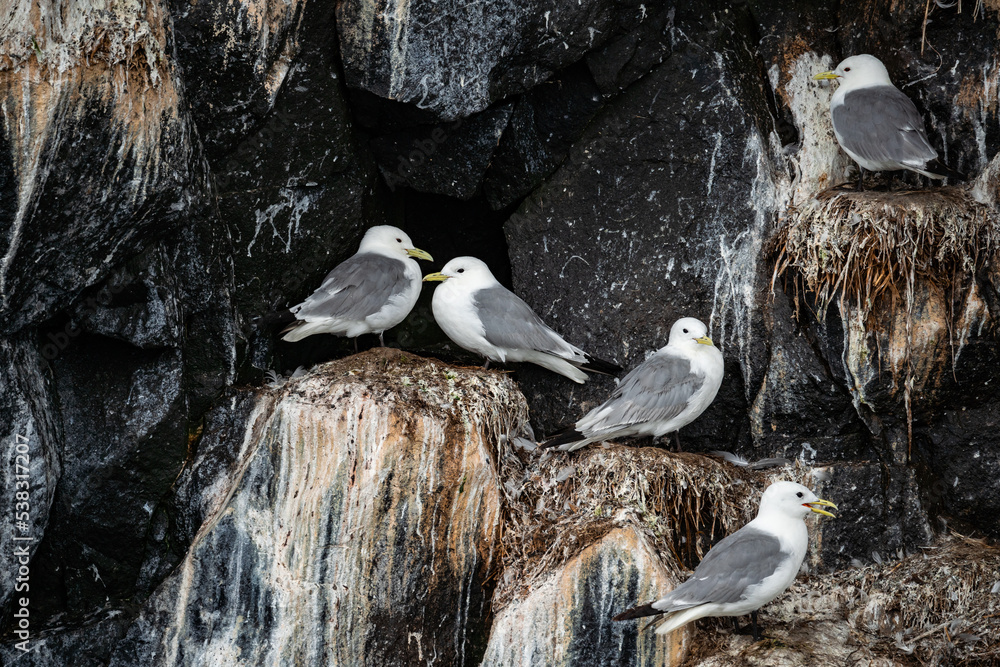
[585,353,702,429]
[657,528,785,610]
[475,286,579,357]
[293,254,408,321]
[833,86,937,166]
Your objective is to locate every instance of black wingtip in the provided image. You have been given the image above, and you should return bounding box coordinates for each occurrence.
[612,603,661,622]
[925,158,966,182]
[278,317,303,335]
[581,355,623,376]
[539,428,584,450]
[251,309,297,332]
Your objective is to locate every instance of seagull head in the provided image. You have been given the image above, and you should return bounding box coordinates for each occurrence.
[813,54,893,91]
[359,225,433,262]
[667,317,714,349]
[758,481,837,520]
[423,256,498,288]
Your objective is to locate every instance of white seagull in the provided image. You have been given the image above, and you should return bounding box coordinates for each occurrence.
[422,256,621,383]
[814,54,963,189]
[613,481,837,640]
[281,225,433,345]
[541,317,723,451]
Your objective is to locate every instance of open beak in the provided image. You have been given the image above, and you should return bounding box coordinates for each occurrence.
[804,498,837,518]
[813,71,840,81]
[422,272,450,282]
[407,248,434,261]
[695,336,714,346]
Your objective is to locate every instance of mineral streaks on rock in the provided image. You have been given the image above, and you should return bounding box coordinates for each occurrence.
[336,0,632,120]
[482,527,687,667]
[772,51,855,202]
[169,0,308,157]
[112,350,527,666]
[0,0,202,334]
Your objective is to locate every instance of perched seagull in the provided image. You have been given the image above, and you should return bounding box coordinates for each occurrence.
[541,317,723,451]
[613,481,837,640]
[814,54,963,190]
[281,225,432,346]
[422,257,621,383]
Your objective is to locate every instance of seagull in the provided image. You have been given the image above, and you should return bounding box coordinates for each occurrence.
[613,481,837,640]
[281,225,433,347]
[422,256,621,383]
[541,317,723,451]
[814,54,964,190]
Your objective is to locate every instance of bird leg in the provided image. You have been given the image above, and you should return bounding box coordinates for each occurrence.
[732,611,764,641]
[482,359,491,371]
[856,166,866,192]
[353,338,359,354]
[673,431,682,452]
[378,331,385,347]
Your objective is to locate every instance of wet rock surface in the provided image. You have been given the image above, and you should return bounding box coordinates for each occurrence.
[109,350,524,666]
[482,527,687,666]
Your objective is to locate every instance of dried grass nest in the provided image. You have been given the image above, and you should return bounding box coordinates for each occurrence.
[772,187,999,318]
[492,443,781,609]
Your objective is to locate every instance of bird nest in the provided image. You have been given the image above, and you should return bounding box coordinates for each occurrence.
[492,442,787,610]
[688,532,1000,665]
[837,532,1000,664]
[771,187,999,320]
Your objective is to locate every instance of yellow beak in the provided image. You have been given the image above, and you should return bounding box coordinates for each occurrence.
[804,498,838,518]
[407,248,434,261]
[422,272,450,282]
[695,336,714,346]
[813,71,840,80]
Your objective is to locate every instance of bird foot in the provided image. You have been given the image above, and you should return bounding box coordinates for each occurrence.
[731,623,767,641]
[731,613,766,641]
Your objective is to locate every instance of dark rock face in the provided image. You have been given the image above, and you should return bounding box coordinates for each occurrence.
[206,0,385,376]
[168,0,307,160]
[27,230,237,624]
[0,63,205,335]
[336,0,647,121]
[374,102,515,199]
[910,326,1000,538]
[816,462,933,570]
[483,64,604,210]
[750,289,873,462]
[505,6,772,447]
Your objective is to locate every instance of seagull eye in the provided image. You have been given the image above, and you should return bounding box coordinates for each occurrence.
[457,268,465,274]
[396,238,402,243]
[844,67,851,72]
[682,328,689,334]
[796,492,804,498]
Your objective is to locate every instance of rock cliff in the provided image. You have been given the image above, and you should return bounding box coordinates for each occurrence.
[1,0,999,664]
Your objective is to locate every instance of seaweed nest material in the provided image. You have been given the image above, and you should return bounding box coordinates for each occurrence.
[772,187,999,318]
